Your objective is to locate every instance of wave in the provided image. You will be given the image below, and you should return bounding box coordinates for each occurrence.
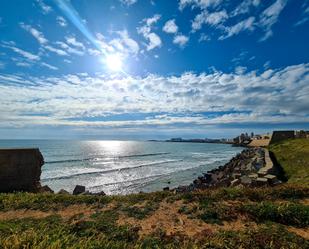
[88,173,167,189]
[45,152,170,164]
[42,159,182,181]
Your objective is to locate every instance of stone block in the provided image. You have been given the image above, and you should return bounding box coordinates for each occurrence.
[0,148,44,192]
[73,185,86,195]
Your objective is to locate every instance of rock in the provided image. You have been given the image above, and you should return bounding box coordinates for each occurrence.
[254,177,268,186]
[38,185,54,193]
[264,174,277,184]
[240,175,252,185]
[58,189,70,195]
[230,178,240,187]
[248,173,258,179]
[0,148,44,192]
[73,185,86,195]
[163,187,170,191]
[233,173,242,179]
[94,191,106,196]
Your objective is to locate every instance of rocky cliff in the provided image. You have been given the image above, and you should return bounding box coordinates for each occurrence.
[0,148,44,192]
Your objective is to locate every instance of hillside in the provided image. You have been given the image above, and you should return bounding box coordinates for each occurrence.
[0,185,308,248]
[269,138,309,185]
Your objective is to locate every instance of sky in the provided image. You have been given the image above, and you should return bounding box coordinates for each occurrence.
[0,0,308,140]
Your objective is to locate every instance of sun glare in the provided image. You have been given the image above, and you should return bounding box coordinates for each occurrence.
[105,54,123,72]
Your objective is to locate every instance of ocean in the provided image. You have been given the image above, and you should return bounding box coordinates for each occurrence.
[0,140,243,194]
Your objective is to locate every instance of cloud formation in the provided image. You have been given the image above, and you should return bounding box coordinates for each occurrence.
[163,19,178,33]
[20,23,48,44]
[259,0,288,41]
[56,16,68,27]
[0,63,308,129]
[137,14,162,51]
[173,35,189,47]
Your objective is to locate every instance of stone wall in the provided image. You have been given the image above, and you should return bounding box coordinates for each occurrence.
[270,130,295,144]
[0,148,44,192]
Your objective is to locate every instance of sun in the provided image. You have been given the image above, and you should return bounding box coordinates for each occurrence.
[105,54,123,72]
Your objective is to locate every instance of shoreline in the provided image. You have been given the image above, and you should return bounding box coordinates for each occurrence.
[173,147,281,193]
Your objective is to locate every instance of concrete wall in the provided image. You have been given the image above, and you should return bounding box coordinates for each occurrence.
[0,148,44,192]
[270,130,295,144]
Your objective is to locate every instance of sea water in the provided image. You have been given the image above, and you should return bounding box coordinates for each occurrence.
[0,140,243,194]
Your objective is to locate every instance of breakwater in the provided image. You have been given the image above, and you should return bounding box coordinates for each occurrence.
[175,147,281,192]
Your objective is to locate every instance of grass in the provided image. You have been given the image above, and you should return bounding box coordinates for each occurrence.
[269,138,309,185]
[0,186,308,248]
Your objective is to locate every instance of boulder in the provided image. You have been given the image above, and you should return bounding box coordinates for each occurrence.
[163,187,170,191]
[95,191,106,196]
[73,185,86,195]
[58,189,70,195]
[264,174,277,184]
[255,177,268,186]
[240,175,252,185]
[38,185,54,193]
[0,148,44,192]
[230,178,240,187]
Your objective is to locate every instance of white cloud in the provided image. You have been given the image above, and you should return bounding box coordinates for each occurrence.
[192,10,228,31]
[179,0,222,10]
[20,23,48,44]
[2,44,40,61]
[199,33,211,42]
[259,0,288,41]
[219,16,255,40]
[16,62,32,68]
[294,1,309,26]
[163,19,178,33]
[173,35,189,47]
[137,15,162,51]
[0,63,307,129]
[120,0,137,5]
[44,45,68,56]
[56,16,68,27]
[113,30,139,55]
[89,30,139,58]
[36,0,52,14]
[41,62,58,70]
[65,36,85,50]
[56,41,85,56]
[231,0,260,17]
[19,23,74,57]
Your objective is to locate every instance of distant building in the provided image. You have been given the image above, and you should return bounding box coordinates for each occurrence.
[252,135,262,140]
[270,130,295,144]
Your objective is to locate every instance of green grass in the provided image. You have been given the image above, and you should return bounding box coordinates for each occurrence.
[242,202,309,227]
[0,215,308,249]
[269,138,309,185]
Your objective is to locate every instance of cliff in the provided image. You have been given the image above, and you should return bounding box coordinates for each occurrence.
[0,148,44,192]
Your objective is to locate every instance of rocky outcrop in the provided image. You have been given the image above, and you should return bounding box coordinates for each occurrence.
[0,148,44,192]
[73,185,86,195]
[175,147,281,193]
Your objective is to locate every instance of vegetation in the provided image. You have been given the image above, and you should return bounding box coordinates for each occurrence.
[0,138,308,248]
[269,138,309,185]
[0,184,308,248]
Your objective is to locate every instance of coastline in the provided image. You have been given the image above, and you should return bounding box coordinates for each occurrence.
[173,147,281,193]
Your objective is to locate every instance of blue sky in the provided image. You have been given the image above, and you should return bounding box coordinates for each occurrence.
[0,0,308,139]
